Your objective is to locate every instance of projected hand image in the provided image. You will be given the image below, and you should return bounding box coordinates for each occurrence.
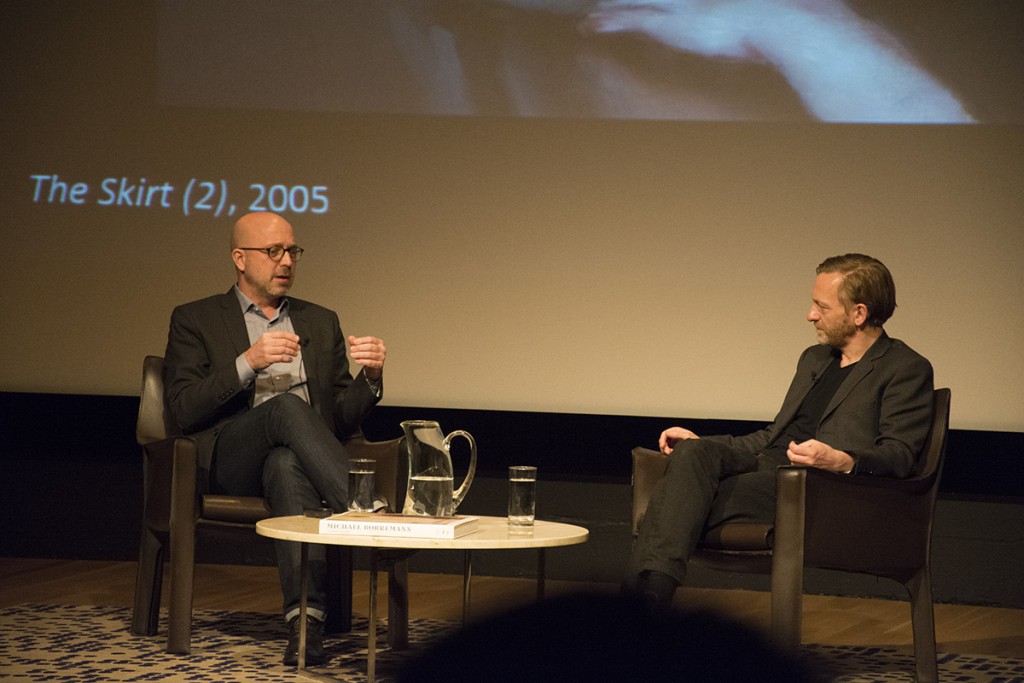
[581,0,975,123]
[157,1,1006,123]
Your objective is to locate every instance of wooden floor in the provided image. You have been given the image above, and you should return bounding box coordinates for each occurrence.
[3,557,1023,658]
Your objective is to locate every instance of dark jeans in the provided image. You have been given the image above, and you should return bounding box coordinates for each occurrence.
[213,393,350,622]
[626,439,785,587]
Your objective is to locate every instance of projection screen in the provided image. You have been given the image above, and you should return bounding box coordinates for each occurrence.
[3,1,1023,432]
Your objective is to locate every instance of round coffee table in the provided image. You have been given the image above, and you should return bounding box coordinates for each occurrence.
[257,515,588,682]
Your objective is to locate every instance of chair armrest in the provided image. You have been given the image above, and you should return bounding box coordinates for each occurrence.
[170,437,200,528]
[779,465,937,577]
[201,495,272,523]
[631,447,668,537]
[141,435,198,533]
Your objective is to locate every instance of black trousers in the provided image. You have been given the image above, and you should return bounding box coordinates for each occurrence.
[626,439,786,586]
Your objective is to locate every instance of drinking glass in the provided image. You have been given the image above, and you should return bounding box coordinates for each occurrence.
[348,459,376,512]
[508,466,537,526]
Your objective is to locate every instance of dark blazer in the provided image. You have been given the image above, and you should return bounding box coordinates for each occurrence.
[706,333,934,478]
[163,289,380,478]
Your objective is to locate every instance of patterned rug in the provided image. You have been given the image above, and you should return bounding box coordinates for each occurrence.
[2,603,1023,682]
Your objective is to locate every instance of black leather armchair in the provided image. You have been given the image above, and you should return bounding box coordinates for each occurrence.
[131,355,410,653]
[631,388,951,683]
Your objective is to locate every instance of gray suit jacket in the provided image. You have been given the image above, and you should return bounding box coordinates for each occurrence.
[163,289,380,476]
[706,333,934,478]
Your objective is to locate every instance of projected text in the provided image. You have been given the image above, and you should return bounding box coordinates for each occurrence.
[29,174,331,217]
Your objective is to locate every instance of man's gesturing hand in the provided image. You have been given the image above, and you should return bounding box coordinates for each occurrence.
[245,331,301,372]
[348,335,387,381]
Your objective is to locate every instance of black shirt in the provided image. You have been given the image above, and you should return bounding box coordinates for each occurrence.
[761,354,856,464]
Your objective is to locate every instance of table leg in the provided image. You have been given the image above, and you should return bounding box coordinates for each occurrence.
[294,543,342,683]
[537,548,546,601]
[368,549,378,683]
[299,543,308,669]
[462,550,473,624]
[296,544,339,683]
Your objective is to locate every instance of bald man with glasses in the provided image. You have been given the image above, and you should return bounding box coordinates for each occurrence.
[163,211,387,666]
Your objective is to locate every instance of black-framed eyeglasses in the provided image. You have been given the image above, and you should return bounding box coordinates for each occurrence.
[237,245,304,262]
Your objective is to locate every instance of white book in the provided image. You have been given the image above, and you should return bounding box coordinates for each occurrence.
[318,511,480,539]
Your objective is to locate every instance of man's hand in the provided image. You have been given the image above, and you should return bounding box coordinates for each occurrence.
[787,439,855,473]
[583,0,776,61]
[582,0,973,123]
[659,426,700,455]
[348,335,387,381]
[245,331,300,372]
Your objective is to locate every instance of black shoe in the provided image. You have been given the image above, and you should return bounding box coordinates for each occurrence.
[637,570,678,611]
[284,615,327,667]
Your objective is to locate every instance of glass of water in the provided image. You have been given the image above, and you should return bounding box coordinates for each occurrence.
[508,466,537,527]
[348,459,376,512]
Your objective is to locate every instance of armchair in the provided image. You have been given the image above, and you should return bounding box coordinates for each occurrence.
[631,388,950,683]
[131,355,410,653]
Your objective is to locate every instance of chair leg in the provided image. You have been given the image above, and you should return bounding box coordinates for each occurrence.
[770,468,806,651]
[388,559,410,650]
[167,441,198,655]
[167,518,196,654]
[906,568,939,683]
[131,528,164,636]
[770,558,803,650]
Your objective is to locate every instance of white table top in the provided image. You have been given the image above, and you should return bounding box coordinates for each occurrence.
[256,514,588,550]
